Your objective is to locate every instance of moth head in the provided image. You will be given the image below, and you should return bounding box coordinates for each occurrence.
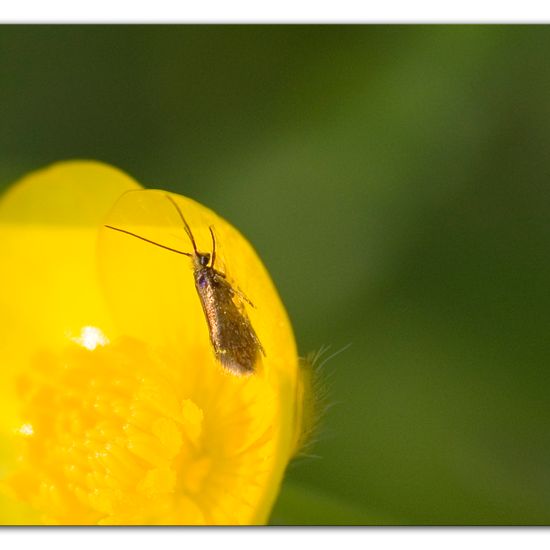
[197,252,210,267]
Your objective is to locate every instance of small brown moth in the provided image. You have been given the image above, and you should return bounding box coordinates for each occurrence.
[105,193,264,376]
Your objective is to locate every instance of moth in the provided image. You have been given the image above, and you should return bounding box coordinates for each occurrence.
[105,193,264,376]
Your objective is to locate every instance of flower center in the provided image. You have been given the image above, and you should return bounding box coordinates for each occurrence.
[6,335,279,525]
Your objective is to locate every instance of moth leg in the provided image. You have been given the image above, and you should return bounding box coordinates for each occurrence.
[233,286,256,309]
[256,335,266,357]
[213,273,256,308]
[213,267,227,279]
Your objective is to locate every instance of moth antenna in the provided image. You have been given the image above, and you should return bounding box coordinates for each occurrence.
[104,225,192,257]
[165,193,198,254]
[209,225,217,268]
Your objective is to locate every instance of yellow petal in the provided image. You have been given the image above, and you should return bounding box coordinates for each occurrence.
[0,161,299,525]
[0,161,141,417]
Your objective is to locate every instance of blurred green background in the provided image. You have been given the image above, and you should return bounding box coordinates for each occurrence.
[1,25,550,525]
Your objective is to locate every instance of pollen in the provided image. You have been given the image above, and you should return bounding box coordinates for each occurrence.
[5,337,280,525]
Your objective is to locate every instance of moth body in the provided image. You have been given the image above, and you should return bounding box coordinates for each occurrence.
[105,193,264,376]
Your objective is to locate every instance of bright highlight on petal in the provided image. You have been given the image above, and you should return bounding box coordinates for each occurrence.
[0,161,304,525]
[71,326,110,351]
[17,424,34,437]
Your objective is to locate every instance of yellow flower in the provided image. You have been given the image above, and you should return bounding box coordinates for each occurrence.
[0,161,300,525]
